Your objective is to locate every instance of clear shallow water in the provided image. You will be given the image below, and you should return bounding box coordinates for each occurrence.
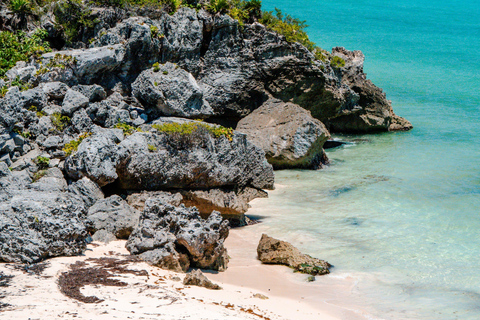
[256,0,480,319]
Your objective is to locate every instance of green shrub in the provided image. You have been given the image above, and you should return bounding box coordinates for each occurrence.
[9,0,32,14]
[162,70,168,75]
[50,113,71,132]
[260,8,315,51]
[207,0,230,13]
[13,127,31,138]
[152,122,234,141]
[330,56,345,68]
[35,156,50,169]
[63,132,92,156]
[114,122,142,136]
[152,62,160,72]
[0,29,51,77]
[0,86,8,98]
[54,0,97,44]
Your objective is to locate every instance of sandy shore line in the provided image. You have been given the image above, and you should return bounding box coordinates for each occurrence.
[0,228,376,320]
[0,239,335,320]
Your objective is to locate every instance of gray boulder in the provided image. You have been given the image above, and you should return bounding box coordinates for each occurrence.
[61,89,89,116]
[71,84,107,102]
[126,199,229,272]
[0,163,89,263]
[132,63,213,118]
[64,129,126,187]
[237,99,330,169]
[68,177,105,207]
[85,195,140,242]
[43,82,69,100]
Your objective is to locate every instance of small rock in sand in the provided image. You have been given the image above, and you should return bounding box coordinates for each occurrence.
[183,269,222,290]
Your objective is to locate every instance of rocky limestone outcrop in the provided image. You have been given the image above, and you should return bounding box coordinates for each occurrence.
[85,195,140,243]
[65,124,274,191]
[257,234,331,276]
[237,98,330,169]
[0,163,102,263]
[329,47,413,132]
[126,199,229,272]
[7,8,410,133]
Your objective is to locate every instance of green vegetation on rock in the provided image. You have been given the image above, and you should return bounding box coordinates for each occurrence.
[63,132,92,156]
[152,122,234,141]
[330,56,346,68]
[114,122,142,136]
[35,156,50,169]
[0,29,51,77]
[50,113,71,132]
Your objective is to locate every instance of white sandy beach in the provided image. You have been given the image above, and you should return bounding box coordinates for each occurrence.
[0,224,378,320]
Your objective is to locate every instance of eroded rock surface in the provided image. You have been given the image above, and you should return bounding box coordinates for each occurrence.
[237,98,330,169]
[257,234,331,276]
[126,199,229,272]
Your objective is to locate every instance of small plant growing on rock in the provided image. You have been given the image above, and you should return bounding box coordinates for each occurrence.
[32,169,47,182]
[152,62,160,72]
[51,113,71,132]
[330,56,345,69]
[63,132,92,156]
[147,144,157,152]
[114,122,141,136]
[162,70,169,75]
[150,25,164,39]
[35,156,50,169]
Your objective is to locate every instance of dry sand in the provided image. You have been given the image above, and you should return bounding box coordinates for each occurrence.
[0,223,378,320]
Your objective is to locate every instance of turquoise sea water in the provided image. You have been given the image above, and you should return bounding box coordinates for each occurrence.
[257,0,480,319]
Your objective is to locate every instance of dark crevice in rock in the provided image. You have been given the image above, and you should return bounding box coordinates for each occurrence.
[200,24,212,57]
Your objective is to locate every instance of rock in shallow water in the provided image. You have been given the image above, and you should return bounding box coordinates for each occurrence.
[257,234,331,276]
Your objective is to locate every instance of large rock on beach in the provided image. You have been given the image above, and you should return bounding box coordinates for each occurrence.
[65,124,274,191]
[0,164,90,263]
[237,98,331,169]
[126,199,229,272]
[85,195,140,243]
[257,234,331,276]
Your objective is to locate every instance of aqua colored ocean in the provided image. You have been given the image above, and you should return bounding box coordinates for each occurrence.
[257,0,480,319]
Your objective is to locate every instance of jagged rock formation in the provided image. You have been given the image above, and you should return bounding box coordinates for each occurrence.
[0,163,102,263]
[237,98,330,169]
[257,234,331,276]
[126,199,229,272]
[0,2,412,267]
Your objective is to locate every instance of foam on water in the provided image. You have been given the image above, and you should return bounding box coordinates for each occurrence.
[255,0,480,318]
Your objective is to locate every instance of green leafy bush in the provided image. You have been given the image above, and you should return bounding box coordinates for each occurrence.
[9,0,32,14]
[330,56,345,68]
[114,122,142,136]
[35,156,50,169]
[50,113,71,132]
[152,62,160,72]
[63,132,92,156]
[0,29,51,77]
[260,8,315,51]
[54,0,97,43]
[152,122,234,141]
